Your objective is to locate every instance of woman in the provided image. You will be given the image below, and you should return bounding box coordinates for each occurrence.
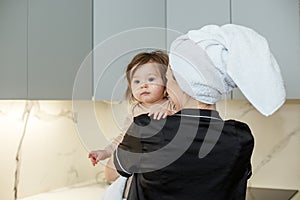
[112,37,254,200]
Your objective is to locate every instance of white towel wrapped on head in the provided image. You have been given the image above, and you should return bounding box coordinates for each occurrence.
[169,24,286,116]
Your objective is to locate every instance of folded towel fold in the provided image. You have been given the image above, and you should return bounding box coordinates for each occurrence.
[169,24,286,116]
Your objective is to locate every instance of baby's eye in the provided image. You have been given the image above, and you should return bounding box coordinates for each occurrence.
[133,80,140,84]
[148,77,155,82]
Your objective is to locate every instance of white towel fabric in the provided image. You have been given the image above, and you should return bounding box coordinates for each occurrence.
[169,24,286,116]
[169,34,233,105]
[100,176,127,200]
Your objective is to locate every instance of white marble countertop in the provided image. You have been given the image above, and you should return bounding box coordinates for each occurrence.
[20,183,108,200]
[19,184,299,200]
[246,187,298,200]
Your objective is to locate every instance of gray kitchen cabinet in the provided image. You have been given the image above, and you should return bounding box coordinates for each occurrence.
[0,0,27,99]
[166,0,232,101]
[231,0,300,99]
[166,0,231,48]
[167,0,300,100]
[93,0,166,100]
[0,0,92,100]
[28,0,92,99]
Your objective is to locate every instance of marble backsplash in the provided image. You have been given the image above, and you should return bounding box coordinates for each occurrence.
[0,101,105,200]
[216,100,300,191]
[0,100,299,199]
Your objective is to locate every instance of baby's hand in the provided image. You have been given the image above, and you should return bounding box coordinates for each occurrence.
[88,150,111,166]
[148,104,174,120]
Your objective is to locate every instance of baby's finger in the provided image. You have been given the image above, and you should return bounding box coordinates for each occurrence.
[155,112,161,120]
[159,112,166,119]
[88,153,93,158]
[162,112,168,119]
[149,111,155,118]
[158,113,163,119]
[93,158,99,165]
[148,111,153,117]
[89,151,97,157]
[153,112,159,120]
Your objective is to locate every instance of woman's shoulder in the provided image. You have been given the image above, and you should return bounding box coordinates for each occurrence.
[224,119,254,145]
[225,119,251,132]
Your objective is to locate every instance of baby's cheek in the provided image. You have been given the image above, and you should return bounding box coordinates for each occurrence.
[152,86,165,94]
[151,82,165,87]
[132,90,141,99]
[153,84,163,89]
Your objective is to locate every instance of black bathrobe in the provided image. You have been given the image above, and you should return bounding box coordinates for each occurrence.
[114,109,254,200]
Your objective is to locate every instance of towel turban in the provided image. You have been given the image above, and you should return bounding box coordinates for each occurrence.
[169,34,236,105]
[169,24,286,116]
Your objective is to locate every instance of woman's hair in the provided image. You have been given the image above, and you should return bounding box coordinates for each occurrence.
[125,50,169,104]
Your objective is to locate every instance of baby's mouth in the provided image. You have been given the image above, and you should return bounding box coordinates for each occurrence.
[140,92,150,96]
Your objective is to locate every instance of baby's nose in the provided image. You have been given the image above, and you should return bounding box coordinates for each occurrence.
[140,82,148,88]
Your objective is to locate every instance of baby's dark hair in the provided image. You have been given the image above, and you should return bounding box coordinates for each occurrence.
[125,50,169,104]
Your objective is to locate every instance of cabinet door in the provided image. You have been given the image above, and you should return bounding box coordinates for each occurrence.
[0,0,27,99]
[93,0,166,101]
[232,0,300,99]
[167,0,231,47]
[28,0,92,100]
[166,0,231,101]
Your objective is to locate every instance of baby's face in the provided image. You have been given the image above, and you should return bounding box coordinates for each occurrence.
[131,62,165,106]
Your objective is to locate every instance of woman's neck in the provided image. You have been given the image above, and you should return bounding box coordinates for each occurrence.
[181,95,216,110]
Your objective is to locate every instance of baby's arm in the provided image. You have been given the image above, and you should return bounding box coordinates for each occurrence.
[88,149,111,166]
[88,132,125,166]
[88,116,131,166]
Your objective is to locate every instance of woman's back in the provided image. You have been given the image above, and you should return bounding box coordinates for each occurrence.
[114,109,254,200]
